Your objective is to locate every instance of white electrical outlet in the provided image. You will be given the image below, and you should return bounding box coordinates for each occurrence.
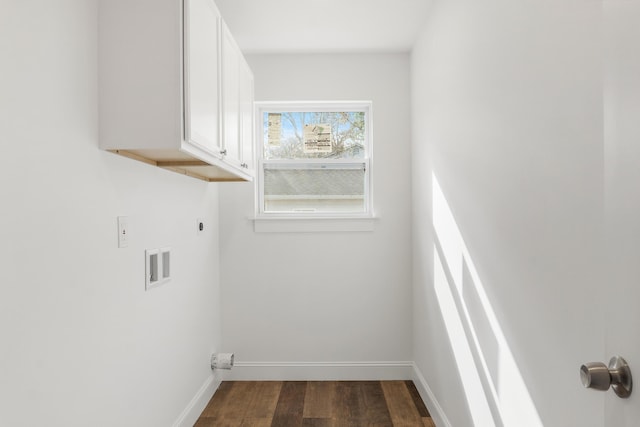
[117,216,129,248]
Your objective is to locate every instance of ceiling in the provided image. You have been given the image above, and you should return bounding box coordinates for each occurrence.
[214,0,432,53]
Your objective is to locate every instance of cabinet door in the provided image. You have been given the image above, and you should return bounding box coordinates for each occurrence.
[239,56,254,171]
[221,24,242,167]
[184,0,221,155]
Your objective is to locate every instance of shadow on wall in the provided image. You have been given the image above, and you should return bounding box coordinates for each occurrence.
[432,173,543,427]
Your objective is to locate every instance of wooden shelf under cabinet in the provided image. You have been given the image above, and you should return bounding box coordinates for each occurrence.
[109,149,247,182]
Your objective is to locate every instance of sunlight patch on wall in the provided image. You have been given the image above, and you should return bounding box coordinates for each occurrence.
[434,248,496,426]
[432,172,543,427]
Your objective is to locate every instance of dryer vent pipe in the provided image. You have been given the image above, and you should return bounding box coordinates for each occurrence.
[211,353,234,370]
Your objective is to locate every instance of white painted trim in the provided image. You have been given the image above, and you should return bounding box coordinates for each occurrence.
[253,216,376,233]
[172,374,220,427]
[412,362,452,427]
[225,361,413,381]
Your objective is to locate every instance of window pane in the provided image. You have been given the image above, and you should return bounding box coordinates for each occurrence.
[263,111,366,160]
[263,165,365,213]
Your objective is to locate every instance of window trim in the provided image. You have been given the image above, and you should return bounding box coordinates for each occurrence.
[254,101,375,224]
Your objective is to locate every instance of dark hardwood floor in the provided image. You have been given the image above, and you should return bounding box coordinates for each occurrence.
[196,380,435,426]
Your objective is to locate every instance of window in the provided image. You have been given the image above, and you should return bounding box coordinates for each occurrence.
[255,101,373,218]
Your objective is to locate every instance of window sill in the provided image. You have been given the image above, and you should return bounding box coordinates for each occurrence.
[252,215,377,233]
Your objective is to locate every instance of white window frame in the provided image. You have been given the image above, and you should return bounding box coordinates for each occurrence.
[254,101,374,224]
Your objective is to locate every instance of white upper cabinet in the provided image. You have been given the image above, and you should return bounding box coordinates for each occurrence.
[239,55,255,172]
[222,24,242,168]
[221,23,254,173]
[98,0,254,182]
[184,0,222,156]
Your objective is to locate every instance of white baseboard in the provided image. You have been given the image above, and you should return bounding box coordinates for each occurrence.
[412,363,451,427]
[173,374,221,427]
[224,361,414,381]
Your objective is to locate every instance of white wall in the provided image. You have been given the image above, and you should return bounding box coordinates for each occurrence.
[0,1,222,425]
[219,53,413,378]
[411,1,604,426]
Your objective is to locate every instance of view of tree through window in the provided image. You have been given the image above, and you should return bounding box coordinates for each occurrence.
[263,111,365,160]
